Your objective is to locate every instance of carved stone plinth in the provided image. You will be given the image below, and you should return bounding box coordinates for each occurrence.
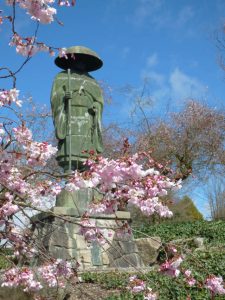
[31,207,145,270]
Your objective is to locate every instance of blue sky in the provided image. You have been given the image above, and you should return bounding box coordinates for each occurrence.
[1,0,225,217]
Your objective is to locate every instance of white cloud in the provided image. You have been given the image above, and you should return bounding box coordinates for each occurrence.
[140,52,206,105]
[132,0,163,25]
[130,1,195,32]
[169,68,206,100]
[147,53,158,67]
[140,64,207,108]
[140,69,169,105]
[176,6,194,26]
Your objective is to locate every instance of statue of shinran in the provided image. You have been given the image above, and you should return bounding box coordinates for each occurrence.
[51,46,104,172]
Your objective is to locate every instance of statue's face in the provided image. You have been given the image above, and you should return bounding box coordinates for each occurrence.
[72,60,86,72]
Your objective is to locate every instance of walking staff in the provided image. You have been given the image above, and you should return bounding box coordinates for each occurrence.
[67,68,72,173]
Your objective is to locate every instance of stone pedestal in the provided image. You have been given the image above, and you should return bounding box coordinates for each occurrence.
[31,207,144,270]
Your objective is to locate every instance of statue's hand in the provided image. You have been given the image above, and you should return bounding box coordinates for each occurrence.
[88,106,96,116]
[65,91,72,100]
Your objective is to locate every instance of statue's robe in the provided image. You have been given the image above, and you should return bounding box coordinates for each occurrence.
[51,70,103,171]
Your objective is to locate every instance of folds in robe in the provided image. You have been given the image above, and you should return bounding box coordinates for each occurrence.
[51,71,104,171]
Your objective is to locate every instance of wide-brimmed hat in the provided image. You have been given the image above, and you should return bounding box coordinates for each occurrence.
[54,45,103,72]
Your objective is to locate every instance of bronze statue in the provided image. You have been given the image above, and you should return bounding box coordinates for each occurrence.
[51,46,104,172]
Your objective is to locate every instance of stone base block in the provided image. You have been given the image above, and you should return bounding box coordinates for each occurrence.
[31,207,144,270]
[135,237,161,265]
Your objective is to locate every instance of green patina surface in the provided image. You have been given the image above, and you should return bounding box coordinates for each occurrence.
[51,46,104,208]
[55,188,93,211]
[51,70,104,172]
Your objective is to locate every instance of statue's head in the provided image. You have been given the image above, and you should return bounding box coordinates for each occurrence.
[54,45,103,73]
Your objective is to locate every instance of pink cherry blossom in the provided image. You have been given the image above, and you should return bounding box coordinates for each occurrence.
[144,288,158,300]
[1,260,74,292]
[184,269,192,277]
[127,276,157,299]
[58,0,76,6]
[88,199,117,215]
[160,256,184,278]
[0,128,5,135]
[7,0,57,24]
[115,222,132,240]
[168,245,178,254]
[58,47,68,58]
[13,125,33,143]
[66,154,181,219]
[58,0,71,6]
[205,276,225,295]
[128,275,146,293]
[186,277,196,287]
[79,217,106,245]
[0,200,19,217]
[10,33,49,57]
[26,141,58,165]
[39,259,73,288]
[183,269,196,286]
[2,267,43,292]
[0,88,21,107]
[9,33,63,59]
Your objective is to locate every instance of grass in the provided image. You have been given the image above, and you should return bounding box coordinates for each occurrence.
[1,220,225,299]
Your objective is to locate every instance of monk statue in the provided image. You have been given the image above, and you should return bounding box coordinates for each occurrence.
[51,46,104,172]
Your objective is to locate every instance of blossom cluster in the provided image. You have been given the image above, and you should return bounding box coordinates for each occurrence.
[1,267,43,292]
[127,267,225,298]
[184,269,196,287]
[38,259,74,287]
[6,0,56,24]
[159,255,184,278]
[127,275,157,300]
[0,88,21,107]
[0,159,60,205]
[13,125,58,165]
[10,33,67,58]
[1,123,58,170]
[0,193,19,226]
[159,249,225,296]
[66,154,182,218]
[6,0,75,24]
[58,0,76,6]
[79,217,106,245]
[1,259,74,292]
[205,276,225,296]
[8,227,37,258]
[0,123,61,254]
[0,11,15,25]
[0,110,65,293]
